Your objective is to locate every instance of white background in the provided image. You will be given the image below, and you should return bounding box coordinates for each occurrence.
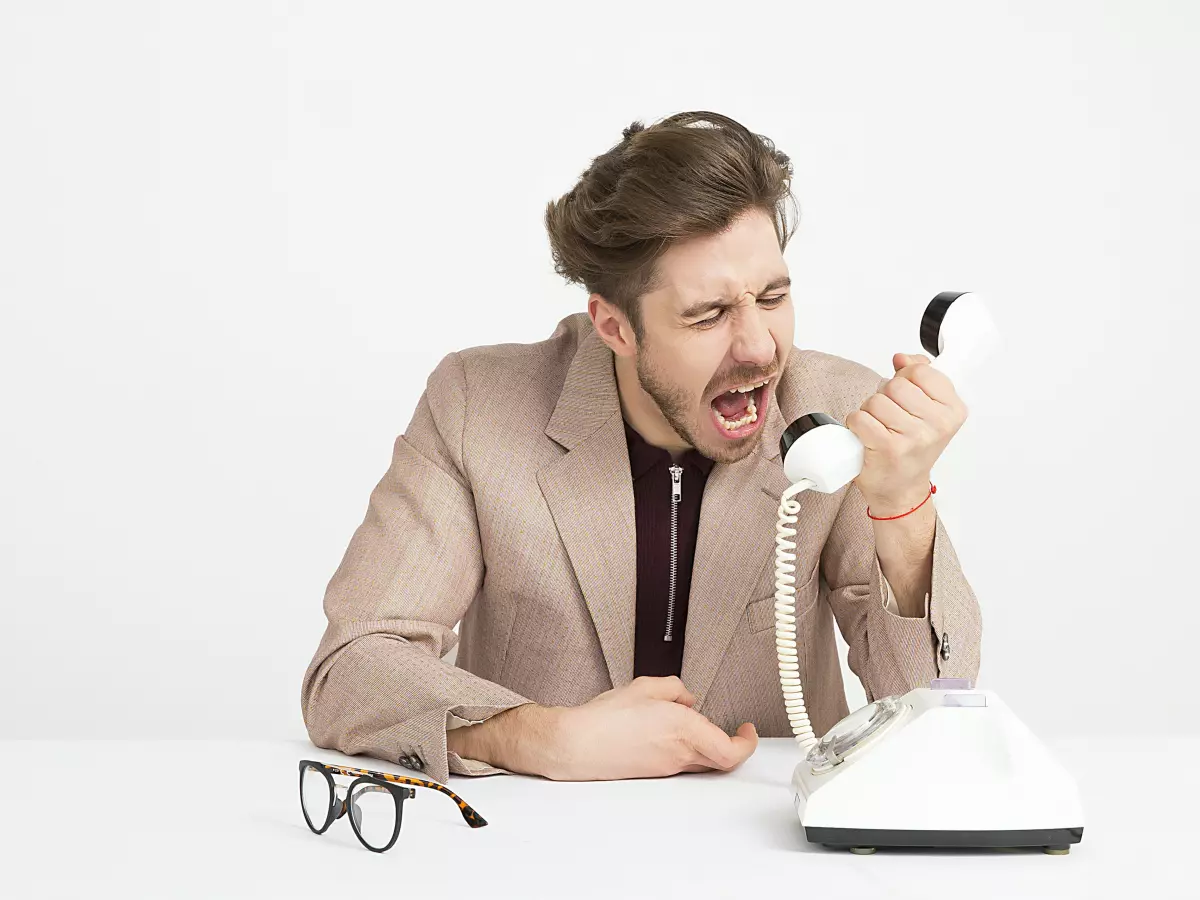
[2,0,1195,742]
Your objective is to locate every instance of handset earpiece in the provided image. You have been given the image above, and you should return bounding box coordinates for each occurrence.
[918,291,1000,395]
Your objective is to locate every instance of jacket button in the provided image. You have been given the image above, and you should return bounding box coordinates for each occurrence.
[940,632,951,661]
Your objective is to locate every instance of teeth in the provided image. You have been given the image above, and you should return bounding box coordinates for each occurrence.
[715,399,759,432]
[726,379,769,395]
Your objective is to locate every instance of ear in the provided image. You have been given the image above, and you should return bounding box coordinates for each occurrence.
[588,293,638,358]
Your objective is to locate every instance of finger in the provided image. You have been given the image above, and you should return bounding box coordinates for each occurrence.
[899,361,958,407]
[881,374,941,420]
[861,392,918,434]
[845,408,891,451]
[630,675,697,707]
[684,717,758,770]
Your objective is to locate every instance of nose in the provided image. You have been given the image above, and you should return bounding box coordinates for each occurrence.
[730,293,776,369]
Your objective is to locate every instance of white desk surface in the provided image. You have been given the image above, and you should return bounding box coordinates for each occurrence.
[1,736,1194,899]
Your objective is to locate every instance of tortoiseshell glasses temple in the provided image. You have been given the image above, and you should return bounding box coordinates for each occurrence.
[299,759,488,828]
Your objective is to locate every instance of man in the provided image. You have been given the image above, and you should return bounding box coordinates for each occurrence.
[301,111,981,785]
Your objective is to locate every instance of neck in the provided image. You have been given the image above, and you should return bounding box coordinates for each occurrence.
[613,353,690,457]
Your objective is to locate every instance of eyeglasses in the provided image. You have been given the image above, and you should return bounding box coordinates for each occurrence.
[298,759,488,852]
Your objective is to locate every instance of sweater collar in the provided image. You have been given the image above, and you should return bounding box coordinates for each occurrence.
[623,419,717,481]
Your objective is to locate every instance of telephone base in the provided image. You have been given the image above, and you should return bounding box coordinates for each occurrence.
[791,687,1085,853]
[807,825,1084,852]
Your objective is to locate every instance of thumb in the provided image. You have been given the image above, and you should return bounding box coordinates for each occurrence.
[684,717,759,770]
[732,722,758,752]
[894,351,932,372]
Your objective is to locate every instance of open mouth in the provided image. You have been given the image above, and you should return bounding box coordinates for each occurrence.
[708,378,771,440]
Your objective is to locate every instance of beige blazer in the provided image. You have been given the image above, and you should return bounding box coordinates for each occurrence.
[301,313,982,783]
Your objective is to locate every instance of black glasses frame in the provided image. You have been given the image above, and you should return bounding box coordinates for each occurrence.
[298,759,488,853]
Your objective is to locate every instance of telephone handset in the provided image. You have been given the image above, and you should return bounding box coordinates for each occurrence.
[773,292,998,751]
[772,293,1084,854]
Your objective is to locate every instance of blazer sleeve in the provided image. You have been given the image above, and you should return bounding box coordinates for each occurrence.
[301,351,531,784]
[818,477,983,703]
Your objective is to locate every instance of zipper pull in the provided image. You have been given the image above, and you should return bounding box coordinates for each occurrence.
[670,464,682,501]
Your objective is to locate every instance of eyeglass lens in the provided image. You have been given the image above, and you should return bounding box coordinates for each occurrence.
[349,782,399,850]
[300,764,333,831]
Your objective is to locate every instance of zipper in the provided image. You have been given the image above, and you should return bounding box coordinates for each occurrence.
[664,464,683,641]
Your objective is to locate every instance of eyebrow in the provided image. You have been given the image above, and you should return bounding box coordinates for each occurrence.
[679,276,792,319]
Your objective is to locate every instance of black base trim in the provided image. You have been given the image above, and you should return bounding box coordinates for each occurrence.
[806,825,1083,850]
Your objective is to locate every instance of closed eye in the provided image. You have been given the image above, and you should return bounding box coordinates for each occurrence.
[694,308,729,329]
[692,294,788,329]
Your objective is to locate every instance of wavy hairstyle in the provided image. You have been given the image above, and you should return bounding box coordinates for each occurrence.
[545,111,799,337]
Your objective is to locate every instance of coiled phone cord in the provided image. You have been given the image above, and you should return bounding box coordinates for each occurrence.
[775,477,820,753]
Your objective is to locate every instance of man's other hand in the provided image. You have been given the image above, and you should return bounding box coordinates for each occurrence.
[448,676,758,781]
[548,675,759,780]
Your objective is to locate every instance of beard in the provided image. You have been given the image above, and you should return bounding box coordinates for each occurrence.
[635,341,765,465]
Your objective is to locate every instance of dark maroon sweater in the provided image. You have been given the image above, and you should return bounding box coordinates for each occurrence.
[624,421,717,678]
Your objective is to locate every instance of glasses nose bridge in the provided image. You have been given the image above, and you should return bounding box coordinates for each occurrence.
[333,782,350,819]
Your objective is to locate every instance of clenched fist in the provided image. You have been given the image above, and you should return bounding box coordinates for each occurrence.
[845,352,968,515]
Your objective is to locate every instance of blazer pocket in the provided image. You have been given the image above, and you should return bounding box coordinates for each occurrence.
[745,562,819,634]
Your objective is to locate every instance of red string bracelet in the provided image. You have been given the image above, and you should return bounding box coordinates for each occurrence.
[866,483,937,520]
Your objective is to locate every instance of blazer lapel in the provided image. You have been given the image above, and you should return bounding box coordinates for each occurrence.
[682,393,792,709]
[538,331,637,690]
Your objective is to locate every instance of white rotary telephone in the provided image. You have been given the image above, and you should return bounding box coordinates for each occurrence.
[773,292,1084,854]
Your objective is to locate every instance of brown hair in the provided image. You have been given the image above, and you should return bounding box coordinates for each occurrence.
[544,110,799,337]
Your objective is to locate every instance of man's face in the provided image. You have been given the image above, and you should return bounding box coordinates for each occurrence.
[634,208,794,464]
